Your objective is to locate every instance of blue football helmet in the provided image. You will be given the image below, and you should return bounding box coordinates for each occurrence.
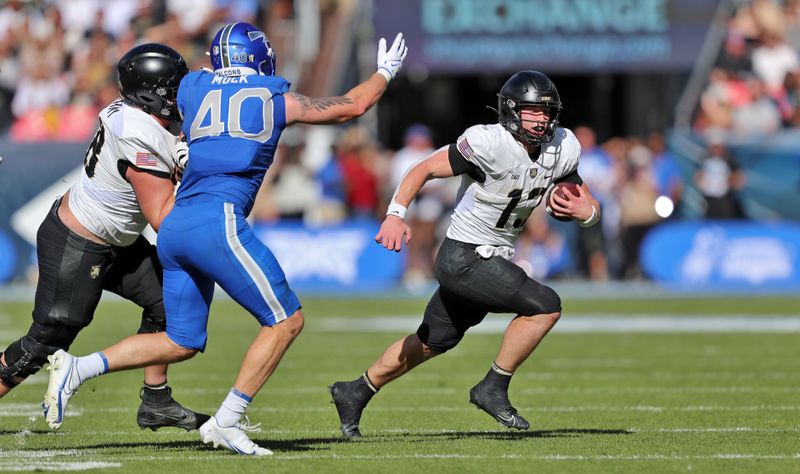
[209,22,276,75]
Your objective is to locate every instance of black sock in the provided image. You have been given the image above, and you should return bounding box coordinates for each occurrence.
[352,372,378,402]
[142,382,172,405]
[482,362,513,392]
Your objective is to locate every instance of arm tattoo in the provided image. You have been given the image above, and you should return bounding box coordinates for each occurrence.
[288,92,353,116]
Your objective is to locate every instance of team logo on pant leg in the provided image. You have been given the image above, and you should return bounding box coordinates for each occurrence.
[90,265,101,279]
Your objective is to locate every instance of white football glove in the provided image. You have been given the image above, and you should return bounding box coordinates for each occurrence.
[173,141,189,171]
[376,32,408,82]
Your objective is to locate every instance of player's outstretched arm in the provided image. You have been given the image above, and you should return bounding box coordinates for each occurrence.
[375,147,454,252]
[285,33,408,125]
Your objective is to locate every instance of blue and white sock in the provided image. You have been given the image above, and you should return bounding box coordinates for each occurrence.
[215,388,252,427]
[73,352,109,390]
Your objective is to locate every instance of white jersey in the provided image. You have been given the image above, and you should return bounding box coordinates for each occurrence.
[447,123,581,247]
[68,99,178,246]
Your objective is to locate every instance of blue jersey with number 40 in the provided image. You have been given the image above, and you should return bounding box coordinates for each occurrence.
[176,70,290,215]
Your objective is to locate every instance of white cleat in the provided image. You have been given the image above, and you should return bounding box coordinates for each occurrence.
[199,416,273,456]
[43,350,79,430]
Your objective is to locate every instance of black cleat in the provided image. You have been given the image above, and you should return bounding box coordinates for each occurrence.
[329,380,372,439]
[136,386,210,431]
[469,381,530,430]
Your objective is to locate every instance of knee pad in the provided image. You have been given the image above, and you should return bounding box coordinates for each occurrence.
[518,283,562,315]
[416,321,463,353]
[1,333,66,385]
[0,353,20,388]
[536,285,562,314]
[3,320,84,382]
[417,287,487,353]
[0,350,25,387]
[416,305,467,353]
[138,303,166,334]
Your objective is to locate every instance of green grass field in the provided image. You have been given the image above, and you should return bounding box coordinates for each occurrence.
[1,295,798,473]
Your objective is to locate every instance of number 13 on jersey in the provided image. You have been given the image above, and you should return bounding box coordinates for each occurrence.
[495,187,548,229]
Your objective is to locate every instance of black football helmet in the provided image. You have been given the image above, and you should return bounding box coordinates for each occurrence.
[117,43,189,121]
[496,70,562,146]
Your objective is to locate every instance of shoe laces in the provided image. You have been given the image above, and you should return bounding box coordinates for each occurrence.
[62,361,81,393]
[236,415,262,433]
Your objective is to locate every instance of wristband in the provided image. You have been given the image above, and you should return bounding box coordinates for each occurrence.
[579,205,600,227]
[376,68,393,82]
[386,202,407,220]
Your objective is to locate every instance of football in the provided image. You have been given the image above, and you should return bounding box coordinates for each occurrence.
[546,182,579,222]
[553,182,580,201]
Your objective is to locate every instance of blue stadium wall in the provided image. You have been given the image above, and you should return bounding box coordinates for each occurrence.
[1,136,799,292]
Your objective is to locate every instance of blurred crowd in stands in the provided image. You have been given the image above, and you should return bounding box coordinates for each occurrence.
[1,0,778,286]
[0,0,293,140]
[689,0,797,236]
[696,0,800,139]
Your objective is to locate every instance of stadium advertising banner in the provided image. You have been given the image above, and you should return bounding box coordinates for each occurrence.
[0,141,84,282]
[0,140,404,289]
[373,0,719,73]
[641,221,800,290]
[253,221,404,292]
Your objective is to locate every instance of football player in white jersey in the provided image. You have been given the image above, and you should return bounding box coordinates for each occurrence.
[0,43,207,431]
[330,71,601,437]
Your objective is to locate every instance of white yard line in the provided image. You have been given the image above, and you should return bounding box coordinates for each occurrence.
[0,451,119,472]
[0,450,96,458]
[0,450,118,471]
[648,427,800,432]
[4,453,794,462]
[2,373,48,385]
[316,315,800,333]
[0,404,82,418]
[1,461,121,472]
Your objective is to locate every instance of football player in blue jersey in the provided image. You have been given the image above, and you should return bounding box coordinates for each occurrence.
[43,22,407,456]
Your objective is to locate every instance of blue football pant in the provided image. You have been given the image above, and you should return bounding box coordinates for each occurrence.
[157,201,301,351]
